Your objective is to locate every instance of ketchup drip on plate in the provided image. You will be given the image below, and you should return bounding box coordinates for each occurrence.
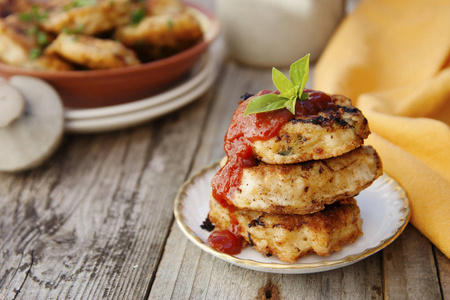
[207,217,242,255]
[208,89,334,255]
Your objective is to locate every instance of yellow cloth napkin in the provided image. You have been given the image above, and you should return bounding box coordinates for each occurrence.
[314,0,450,257]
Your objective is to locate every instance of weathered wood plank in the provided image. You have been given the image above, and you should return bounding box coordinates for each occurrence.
[0,88,212,299]
[383,225,442,299]
[276,253,382,299]
[435,247,450,299]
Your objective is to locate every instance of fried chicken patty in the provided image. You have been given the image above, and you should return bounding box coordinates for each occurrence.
[0,0,32,17]
[45,33,140,69]
[114,11,203,61]
[146,0,185,15]
[209,197,363,263]
[223,146,382,214]
[0,16,72,70]
[252,94,370,164]
[40,0,131,35]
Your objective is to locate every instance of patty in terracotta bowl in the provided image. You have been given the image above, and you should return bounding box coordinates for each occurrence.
[0,1,219,108]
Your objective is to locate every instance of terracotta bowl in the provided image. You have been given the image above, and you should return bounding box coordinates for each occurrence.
[0,3,219,108]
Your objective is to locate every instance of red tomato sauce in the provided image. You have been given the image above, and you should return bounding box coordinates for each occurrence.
[207,228,242,255]
[208,89,334,254]
[296,89,335,117]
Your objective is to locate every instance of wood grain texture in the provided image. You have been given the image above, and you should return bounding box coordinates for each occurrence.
[435,247,450,299]
[383,225,442,300]
[0,90,212,299]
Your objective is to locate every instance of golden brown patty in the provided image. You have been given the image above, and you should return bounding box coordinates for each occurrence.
[146,0,185,15]
[223,145,382,215]
[45,33,140,69]
[0,0,32,17]
[114,11,202,61]
[0,16,72,71]
[209,196,363,263]
[22,54,74,71]
[0,16,37,66]
[252,94,370,164]
[40,0,131,35]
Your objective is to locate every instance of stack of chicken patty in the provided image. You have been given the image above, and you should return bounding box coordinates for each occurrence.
[207,92,383,263]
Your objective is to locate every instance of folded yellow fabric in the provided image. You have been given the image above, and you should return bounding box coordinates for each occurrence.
[314,0,450,257]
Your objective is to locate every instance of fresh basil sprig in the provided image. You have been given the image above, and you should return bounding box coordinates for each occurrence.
[244,54,310,116]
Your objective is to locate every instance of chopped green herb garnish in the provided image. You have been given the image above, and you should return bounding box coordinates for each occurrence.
[62,24,85,34]
[130,7,145,26]
[18,13,32,22]
[64,0,97,11]
[36,31,48,46]
[29,48,42,60]
[244,54,311,116]
[36,11,48,21]
[167,19,173,30]
[26,26,49,46]
[26,26,38,36]
[18,5,48,23]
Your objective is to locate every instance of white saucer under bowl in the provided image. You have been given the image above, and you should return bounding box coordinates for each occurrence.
[65,54,211,120]
[65,64,215,133]
[64,52,216,133]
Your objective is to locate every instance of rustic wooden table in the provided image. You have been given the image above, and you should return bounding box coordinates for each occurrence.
[1,1,449,299]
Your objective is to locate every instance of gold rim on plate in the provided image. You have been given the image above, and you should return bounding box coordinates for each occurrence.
[174,162,410,273]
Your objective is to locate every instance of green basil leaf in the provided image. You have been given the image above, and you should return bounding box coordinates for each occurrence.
[280,85,300,99]
[241,54,311,116]
[289,54,310,91]
[285,96,296,115]
[272,67,294,94]
[244,94,287,116]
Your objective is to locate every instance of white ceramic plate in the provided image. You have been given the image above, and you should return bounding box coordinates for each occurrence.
[65,66,215,133]
[64,54,211,120]
[174,162,410,274]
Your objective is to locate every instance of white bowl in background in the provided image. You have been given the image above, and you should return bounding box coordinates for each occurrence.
[217,0,345,67]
